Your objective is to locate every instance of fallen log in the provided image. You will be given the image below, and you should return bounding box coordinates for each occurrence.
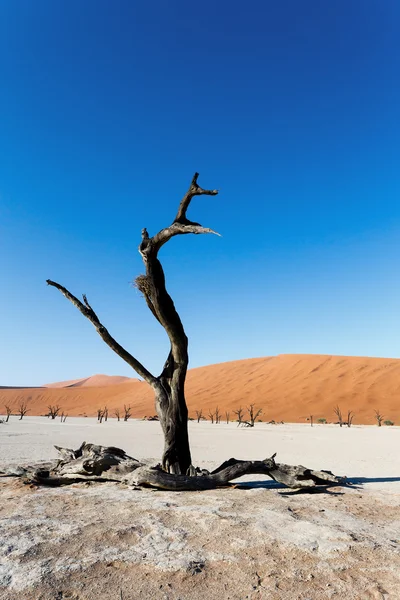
[1,442,345,491]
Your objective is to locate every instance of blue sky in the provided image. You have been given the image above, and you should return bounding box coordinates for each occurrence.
[1,1,399,386]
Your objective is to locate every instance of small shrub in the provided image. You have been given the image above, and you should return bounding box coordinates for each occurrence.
[317,418,327,424]
[384,420,394,426]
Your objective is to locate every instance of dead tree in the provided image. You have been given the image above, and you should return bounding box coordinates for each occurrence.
[374,409,384,427]
[4,405,12,423]
[43,173,344,486]
[215,406,221,424]
[18,401,29,420]
[334,405,343,427]
[114,408,121,422]
[48,405,61,420]
[103,406,108,422]
[347,411,354,427]
[233,406,244,427]
[225,411,230,424]
[97,408,102,422]
[7,442,344,491]
[123,404,132,422]
[62,414,67,423]
[195,409,204,423]
[246,404,262,427]
[208,409,215,424]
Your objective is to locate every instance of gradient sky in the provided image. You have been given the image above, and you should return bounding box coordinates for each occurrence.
[1,1,399,386]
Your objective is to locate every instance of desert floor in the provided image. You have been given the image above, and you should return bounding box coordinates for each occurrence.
[1,418,399,599]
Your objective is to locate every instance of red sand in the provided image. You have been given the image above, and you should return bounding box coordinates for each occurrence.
[1,354,399,424]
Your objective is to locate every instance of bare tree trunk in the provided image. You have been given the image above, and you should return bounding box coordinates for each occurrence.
[47,173,219,475]
[5,405,12,423]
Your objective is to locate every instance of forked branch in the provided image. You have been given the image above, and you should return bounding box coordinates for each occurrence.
[174,172,218,225]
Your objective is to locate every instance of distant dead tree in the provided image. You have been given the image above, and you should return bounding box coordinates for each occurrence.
[208,409,215,424]
[215,406,221,424]
[334,405,343,427]
[306,415,314,427]
[48,405,61,420]
[233,406,244,427]
[4,404,13,423]
[97,408,102,422]
[62,414,67,423]
[374,409,384,427]
[195,409,204,423]
[103,406,108,422]
[18,401,29,420]
[246,404,262,427]
[347,411,354,427]
[123,404,132,422]
[114,408,121,422]
[225,411,230,424]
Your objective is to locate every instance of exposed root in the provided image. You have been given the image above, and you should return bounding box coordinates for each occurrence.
[3,442,345,491]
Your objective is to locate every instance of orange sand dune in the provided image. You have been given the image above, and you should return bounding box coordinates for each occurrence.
[1,354,400,424]
[44,374,134,388]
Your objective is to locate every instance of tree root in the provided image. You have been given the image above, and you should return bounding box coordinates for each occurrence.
[2,442,345,491]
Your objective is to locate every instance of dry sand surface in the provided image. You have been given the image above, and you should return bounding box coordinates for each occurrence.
[1,354,400,424]
[1,418,399,599]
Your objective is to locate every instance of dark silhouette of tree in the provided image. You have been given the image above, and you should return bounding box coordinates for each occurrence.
[347,410,354,428]
[245,404,262,427]
[48,405,61,420]
[123,404,132,422]
[208,409,215,424]
[233,406,244,427]
[4,404,12,422]
[114,408,121,422]
[47,173,218,474]
[225,411,230,424]
[333,405,343,427]
[18,401,29,420]
[195,409,204,423]
[374,409,384,427]
[43,173,343,490]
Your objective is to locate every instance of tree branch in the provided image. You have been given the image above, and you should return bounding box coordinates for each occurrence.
[174,172,218,225]
[46,279,156,386]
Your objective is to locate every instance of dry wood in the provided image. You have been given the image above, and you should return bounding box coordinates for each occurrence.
[195,409,204,423]
[8,442,344,492]
[245,404,262,427]
[334,405,343,427]
[47,173,219,475]
[18,400,29,420]
[374,409,384,427]
[233,407,244,427]
[123,405,132,421]
[4,404,13,422]
[48,405,61,419]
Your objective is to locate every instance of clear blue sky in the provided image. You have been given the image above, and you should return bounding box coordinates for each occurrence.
[1,1,399,386]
